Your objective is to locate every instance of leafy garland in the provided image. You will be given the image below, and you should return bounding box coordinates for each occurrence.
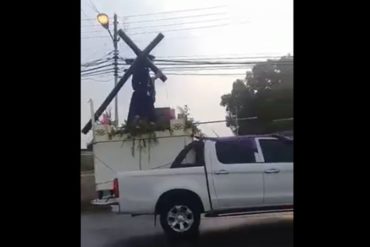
[103,120,169,158]
[178,105,201,135]
[120,120,160,157]
[99,106,201,159]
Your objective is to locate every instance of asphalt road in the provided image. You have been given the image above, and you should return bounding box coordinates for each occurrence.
[81,210,293,247]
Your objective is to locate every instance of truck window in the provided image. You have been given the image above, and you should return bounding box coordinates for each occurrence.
[259,139,293,163]
[171,141,204,168]
[216,140,256,164]
[181,148,196,164]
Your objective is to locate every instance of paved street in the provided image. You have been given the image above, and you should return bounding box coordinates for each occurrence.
[81,210,293,247]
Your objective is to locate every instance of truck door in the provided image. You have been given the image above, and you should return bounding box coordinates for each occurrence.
[208,139,264,210]
[256,137,293,205]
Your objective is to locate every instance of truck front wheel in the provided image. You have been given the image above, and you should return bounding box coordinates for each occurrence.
[159,199,201,238]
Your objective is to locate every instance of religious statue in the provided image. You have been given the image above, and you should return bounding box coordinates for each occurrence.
[127,60,158,127]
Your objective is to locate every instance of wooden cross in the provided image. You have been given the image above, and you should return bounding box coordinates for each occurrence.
[82,30,167,134]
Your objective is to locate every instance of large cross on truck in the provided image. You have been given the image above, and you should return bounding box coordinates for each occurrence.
[81,29,167,134]
[82,30,199,204]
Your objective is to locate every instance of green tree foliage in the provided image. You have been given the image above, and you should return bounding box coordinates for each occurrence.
[220,55,293,135]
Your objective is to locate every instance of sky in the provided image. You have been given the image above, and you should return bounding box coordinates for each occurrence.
[81,0,293,148]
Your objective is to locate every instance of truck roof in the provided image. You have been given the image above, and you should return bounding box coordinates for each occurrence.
[197,133,293,142]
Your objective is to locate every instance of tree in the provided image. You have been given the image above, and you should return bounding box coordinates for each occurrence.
[220,55,293,135]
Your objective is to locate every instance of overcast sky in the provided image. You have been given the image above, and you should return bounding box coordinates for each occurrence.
[81,0,293,148]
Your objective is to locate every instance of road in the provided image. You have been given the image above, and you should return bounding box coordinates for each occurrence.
[81,210,293,247]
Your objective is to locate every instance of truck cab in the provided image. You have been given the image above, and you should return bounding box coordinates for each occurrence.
[171,135,293,209]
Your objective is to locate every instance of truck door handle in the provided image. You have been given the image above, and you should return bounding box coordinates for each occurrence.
[215,169,229,175]
[264,168,280,174]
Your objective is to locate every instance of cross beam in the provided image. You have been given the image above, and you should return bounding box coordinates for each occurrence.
[81,30,166,134]
[118,30,167,82]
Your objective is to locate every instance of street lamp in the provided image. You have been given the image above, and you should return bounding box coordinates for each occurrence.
[97,13,109,29]
[97,13,114,41]
[96,13,119,127]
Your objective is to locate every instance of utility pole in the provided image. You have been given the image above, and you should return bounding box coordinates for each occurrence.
[113,14,119,126]
[235,106,239,135]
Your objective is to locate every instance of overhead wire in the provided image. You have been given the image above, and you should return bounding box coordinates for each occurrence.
[122,5,227,18]
[81,53,292,79]
[127,22,229,36]
[81,5,226,21]
[81,17,229,34]
[81,69,115,77]
[81,12,227,28]
[81,63,114,73]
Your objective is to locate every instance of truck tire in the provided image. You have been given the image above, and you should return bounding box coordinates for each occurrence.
[159,198,201,238]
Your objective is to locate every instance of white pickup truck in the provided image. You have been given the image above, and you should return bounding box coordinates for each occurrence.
[111,135,293,237]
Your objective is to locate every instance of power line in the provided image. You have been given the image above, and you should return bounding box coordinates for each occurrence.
[81,70,115,76]
[82,19,239,39]
[115,59,293,70]
[80,6,225,21]
[127,18,228,30]
[81,77,113,82]
[156,63,292,67]
[148,67,248,70]
[84,13,229,29]
[81,62,292,76]
[165,73,246,76]
[81,22,101,28]
[156,53,287,59]
[81,69,115,77]
[117,56,292,62]
[81,58,113,68]
[128,22,229,36]
[81,60,112,68]
[81,55,292,77]
[141,61,292,66]
[152,63,255,66]
[81,5,226,23]
[121,5,227,18]
[81,51,114,65]
[81,21,229,38]
[81,35,110,40]
[81,8,93,21]
[82,56,110,64]
[81,73,115,78]
[82,17,229,34]
[161,67,251,71]
[153,59,292,65]
[81,29,106,34]
[81,63,113,73]
[118,55,287,61]
[116,64,291,70]
[119,12,227,25]
[81,72,114,78]
[81,66,114,73]
[154,55,283,60]
[88,0,99,14]
[116,65,249,71]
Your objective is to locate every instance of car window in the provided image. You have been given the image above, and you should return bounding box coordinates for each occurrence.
[215,140,257,164]
[171,141,204,168]
[259,139,293,162]
[181,148,196,165]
